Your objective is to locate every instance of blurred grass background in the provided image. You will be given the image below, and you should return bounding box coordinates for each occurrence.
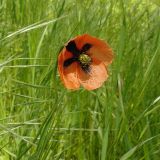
[0,0,160,159]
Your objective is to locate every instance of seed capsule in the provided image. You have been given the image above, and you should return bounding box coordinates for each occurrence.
[79,54,91,65]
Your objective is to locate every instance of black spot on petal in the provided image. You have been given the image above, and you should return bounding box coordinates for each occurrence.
[66,41,80,56]
[81,43,92,53]
[63,58,77,67]
[81,64,91,73]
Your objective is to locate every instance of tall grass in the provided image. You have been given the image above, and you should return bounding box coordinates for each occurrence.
[0,0,160,159]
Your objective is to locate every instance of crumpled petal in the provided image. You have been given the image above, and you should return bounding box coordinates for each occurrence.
[77,58,108,90]
[58,49,80,89]
[74,34,114,66]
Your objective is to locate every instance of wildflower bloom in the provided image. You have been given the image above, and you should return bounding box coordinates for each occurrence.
[58,34,113,90]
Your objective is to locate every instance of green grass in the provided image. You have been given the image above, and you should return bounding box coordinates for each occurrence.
[0,0,160,159]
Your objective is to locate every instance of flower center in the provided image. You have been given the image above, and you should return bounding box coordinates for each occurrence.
[79,53,91,66]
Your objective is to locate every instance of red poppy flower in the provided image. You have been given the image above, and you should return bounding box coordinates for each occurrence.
[58,34,113,90]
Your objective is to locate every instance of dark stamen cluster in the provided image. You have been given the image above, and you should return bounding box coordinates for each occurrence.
[63,41,92,72]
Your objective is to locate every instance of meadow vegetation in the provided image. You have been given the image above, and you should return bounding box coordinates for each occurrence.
[0,0,160,159]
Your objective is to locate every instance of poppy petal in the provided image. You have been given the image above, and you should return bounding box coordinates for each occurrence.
[77,58,108,90]
[74,34,114,66]
[58,49,80,89]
